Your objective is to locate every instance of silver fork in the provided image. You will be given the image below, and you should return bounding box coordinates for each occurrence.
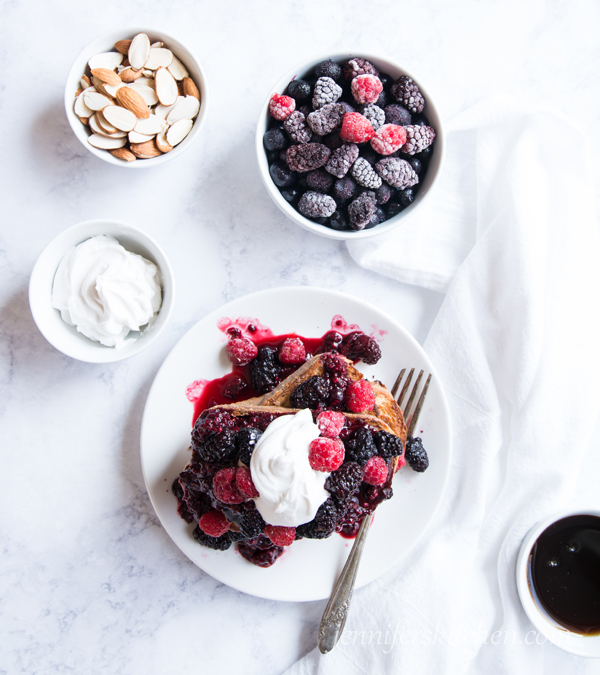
[317,368,432,655]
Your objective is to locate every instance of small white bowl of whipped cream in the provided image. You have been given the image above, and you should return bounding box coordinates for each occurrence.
[29,219,174,363]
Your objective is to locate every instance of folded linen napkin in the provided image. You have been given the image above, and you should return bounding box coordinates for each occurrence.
[286,100,600,674]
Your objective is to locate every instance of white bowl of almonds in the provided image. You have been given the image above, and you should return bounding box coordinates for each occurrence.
[65,28,208,166]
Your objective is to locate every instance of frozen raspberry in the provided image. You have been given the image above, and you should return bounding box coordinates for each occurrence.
[343,58,379,81]
[309,437,345,472]
[285,143,331,172]
[351,74,383,105]
[317,411,346,438]
[348,191,377,230]
[345,380,376,413]
[375,157,419,189]
[298,191,336,218]
[269,93,296,120]
[324,143,359,178]
[315,59,343,82]
[278,337,306,364]
[213,468,246,504]
[340,113,375,144]
[225,337,258,366]
[283,111,312,144]
[235,466,259,499]
[264,524,296,547]
[312,77,343,109]
[390,76,425,113]
[370,124,407,155]
[363,456,389,486]
[307,103,345,136]
[361,104,385,131]
[401,125,436,155]
[306,169,334,193]
[384,103,412,126]
[351,157,382,189]
[199,510,231,537]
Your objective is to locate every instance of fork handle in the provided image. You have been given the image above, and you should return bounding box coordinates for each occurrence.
[317,515,371,654]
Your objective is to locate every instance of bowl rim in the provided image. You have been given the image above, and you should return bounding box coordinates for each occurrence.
[29,218,175,363]
[255,51,446,240]
[515,505,600,657]
[65,26,209,169]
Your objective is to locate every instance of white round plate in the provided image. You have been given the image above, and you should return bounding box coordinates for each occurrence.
[140,287,452,602]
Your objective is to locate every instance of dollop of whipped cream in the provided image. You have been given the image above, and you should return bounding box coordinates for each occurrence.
[51,235,162,348]
[251,409,330,527]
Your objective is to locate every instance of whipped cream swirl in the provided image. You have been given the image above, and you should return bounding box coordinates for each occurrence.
[251,409,330,527]
[52,235,162,348]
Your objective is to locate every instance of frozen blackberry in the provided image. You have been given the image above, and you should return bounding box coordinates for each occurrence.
[340,331,382,364]
[283,111,312,144]
[374,430,404,458]
[343,57,379,81]
[238,539,283,567]
[375,157,419,189]
[307,103,345,136]
[296,498,338,539]
[315,59,342,82]
[286,78,312,102]
[328,211,349,231]
[333,175,357,201]
[325,143,359,178]
[285,143,331,172]
[390,76,425,113]
[239,506,266,538]
[348,191,377,230]
[263,127,288,152]
[289,375,330,410]
[197,427,238,463]
[193,525,232,551]
[298,191,336,218]
[351,157,382,189]
[325,461,364,499]
[237,427,262,465]
[405,436,429,472]
[375,183,392,205]
[312,77,343,109]
[401,125,435,155]
[320,331,344,352]
[384,103,412,126]
[269,162,296,188]
[399,188,415,207]
[306,169,334,193]
[344,428,376,465]
[250,346,281,394]
[361,104,385,131]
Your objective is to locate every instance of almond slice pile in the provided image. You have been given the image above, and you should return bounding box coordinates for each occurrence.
[74,32,201,162]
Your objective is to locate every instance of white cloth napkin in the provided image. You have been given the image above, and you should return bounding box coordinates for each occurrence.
[285,100,600,674]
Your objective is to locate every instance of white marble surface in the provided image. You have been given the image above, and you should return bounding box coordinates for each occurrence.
[1,1,600,673]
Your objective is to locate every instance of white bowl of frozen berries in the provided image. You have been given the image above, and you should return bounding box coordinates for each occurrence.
[256,54,444,239]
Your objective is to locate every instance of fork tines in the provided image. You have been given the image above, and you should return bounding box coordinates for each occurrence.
[391,368,432,437]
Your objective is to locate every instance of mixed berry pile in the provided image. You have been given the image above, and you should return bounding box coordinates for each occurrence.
[264,57,436,232]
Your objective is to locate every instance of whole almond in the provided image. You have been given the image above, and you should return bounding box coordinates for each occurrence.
[119,67,143,83]
[114,39,132,55]
[116,87,149,119]
[182,77,200,100]
[130,139,162,158]
[91,68,122,87]
[109,147,137,162]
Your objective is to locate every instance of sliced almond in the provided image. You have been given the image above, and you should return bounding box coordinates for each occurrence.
[166,118,193,146]
[114,39,132,55]
[88,133,127,149]
[150,41,165,49]
[166,95,200,124]
[142,69,155,78]
[154,97,184,119]
[134,114,166,135]
[144,47,173,70]
[102,104,137,132]
[116,87,149,119]
[130,139,162,158]
[91,68,122,86]
[119,67,143,83]
[182,76,200,100]
[155,131,173,153]
[109,147,137,162]
[167,55,188,80]
[80,74,91,89]
[155,67,177,106]
[88,51,123,71]
[126,83,158,106]
[75,91,91,119]
[75,87,82,98]
[78,115,89,125]
[82,90,113,112]
[128,130,154,143]
[91,77,111,97]
[89,114,126,138]
[103,82,124,97]
[128,32,151,71]
[136,76,155,89]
